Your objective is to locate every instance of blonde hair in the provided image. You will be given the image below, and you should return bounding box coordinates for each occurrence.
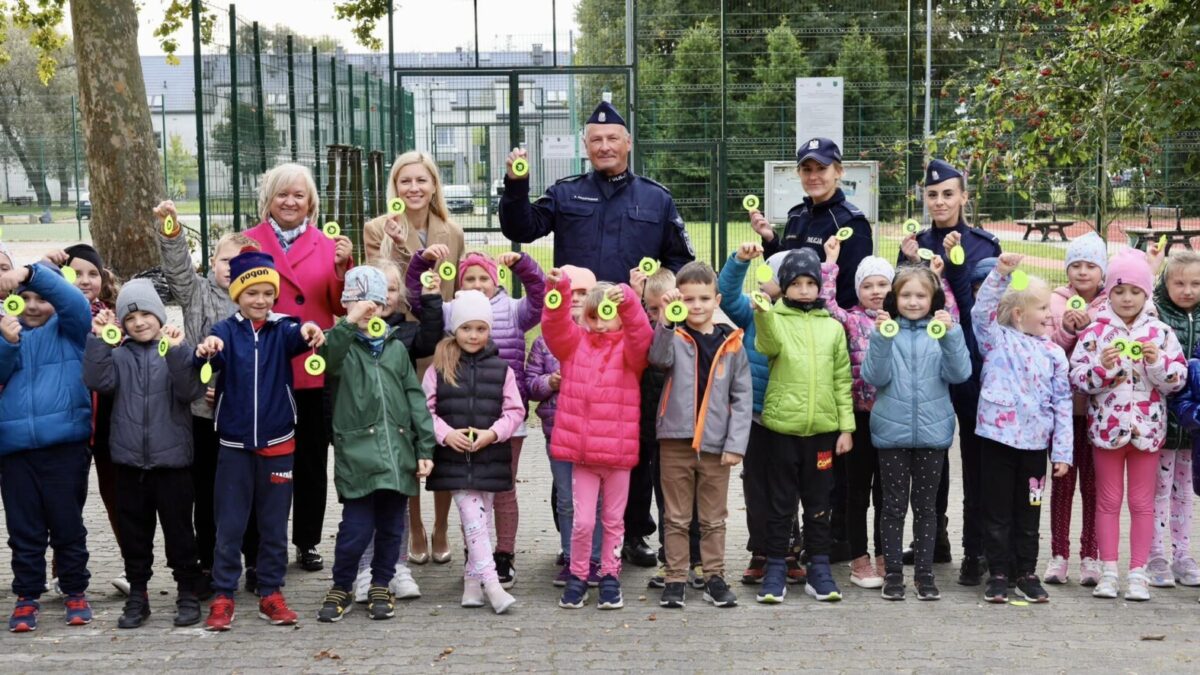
[374,259,410,316]
[386,151,450,223]
[893,265,939,297]
[584,282,616,318]
[431,336,464,387]
[644,268,676,297]
[214,232,259,254]
[1163,250,1200,282]
[257,163,320,223]
[996,275,1050,327]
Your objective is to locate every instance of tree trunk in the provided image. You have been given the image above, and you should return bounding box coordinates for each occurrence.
[0,123,53,208]
[57,166,70,206]
[69,0,162,278]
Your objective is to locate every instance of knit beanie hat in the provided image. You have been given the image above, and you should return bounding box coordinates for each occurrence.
[560,264,597,293]
[449,289,493,333]
[763,251,792,286]
[341,266,388,306]
[970,257,998,286]
[854,256,896,294]
[777,248,822,290]
[64,243,104,273]
[1104,247,1154,297]
[1065,232,1108,277]
[116,278,167,327]
[458,252,499,286]
[228,248,280,301]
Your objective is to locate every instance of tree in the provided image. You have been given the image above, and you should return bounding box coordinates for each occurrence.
[236,23,340,54]
[165,134,197,199]
[209,101,284,184]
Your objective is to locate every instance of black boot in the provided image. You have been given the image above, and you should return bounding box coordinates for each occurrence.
[958,555,985,586]
[174,591,201,627]
[621,537,657,568]
[118,591,151,629]
[933,516,952,564]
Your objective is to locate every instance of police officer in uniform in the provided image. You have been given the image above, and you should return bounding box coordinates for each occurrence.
[751,137,874,311]
[899,159,1001,272]
[499,101,695,284]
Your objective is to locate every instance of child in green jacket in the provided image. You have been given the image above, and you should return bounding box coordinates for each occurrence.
[751,248,854,604]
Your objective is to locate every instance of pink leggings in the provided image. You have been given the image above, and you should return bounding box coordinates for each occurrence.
[452,490,498,585]
[1049,416,1097,559]
[569,465,630,581]
[492,436,523,554]
[1150,448,1194,563]
[1094,445,1158,570]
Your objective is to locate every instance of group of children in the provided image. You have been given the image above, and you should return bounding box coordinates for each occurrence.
[5,157,1200,636]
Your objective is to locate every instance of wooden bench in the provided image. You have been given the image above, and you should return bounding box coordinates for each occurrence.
[1016,202,1072,241]
[1126,206,1199,253]
[4,196,32,206]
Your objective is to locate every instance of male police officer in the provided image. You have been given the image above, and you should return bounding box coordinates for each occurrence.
[499,101,695,284]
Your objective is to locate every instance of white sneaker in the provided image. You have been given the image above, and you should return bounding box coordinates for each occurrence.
[1172,557,1200,587]
[111,574,131,597]
[1125,567,1152,601]
[1043,555,1069,584]
[1146,557,1175,588]
[353,568,371,603]
[461,578,485,608]
[1092,570,1119,599]
[389,563,421,599]
[1079,557,1102,586]
[483,581,516,615]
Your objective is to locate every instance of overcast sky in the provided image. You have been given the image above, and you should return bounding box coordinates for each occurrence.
[132,0,580,56]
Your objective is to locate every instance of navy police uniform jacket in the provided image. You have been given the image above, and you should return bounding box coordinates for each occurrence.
[762,188,873,309]
[898,219,1001,280]
[500,169,695,284]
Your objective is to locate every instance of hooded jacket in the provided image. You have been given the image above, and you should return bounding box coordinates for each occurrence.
[717,254,770,415]
[1152,282,1200,450]
[1048,285,1107,416]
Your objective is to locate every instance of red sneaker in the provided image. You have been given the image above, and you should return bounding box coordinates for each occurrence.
[205,595,235,631]
[786,556,807,584]
[258,592,298,625]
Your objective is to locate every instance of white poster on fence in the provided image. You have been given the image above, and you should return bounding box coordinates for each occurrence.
[542,134,581,160]
[764,160,878,230]
[795,77,844,151]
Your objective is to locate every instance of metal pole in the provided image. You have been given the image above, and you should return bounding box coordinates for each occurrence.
[191,0,209,265]
[287,34,298,161]
[473,0,480,68]
[551,0,557,67]
[252,22,267,173]
[364,70,371,153]
[922,0,932,221]
[716,0,726,262]
[71,95,81,240]
[508,72,522,298]
[161,99,169,195]
[387,1,395,158]
[230,5,241,230]
[905,0,914,219]
[331,57,339,145]
[312,46,321,189]
[348,64,355,145]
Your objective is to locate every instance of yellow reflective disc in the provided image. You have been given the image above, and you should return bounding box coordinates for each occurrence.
[3,295,24,315]
[304,354,326,376]
[755,265,774,284]
[638,257,660,276]
[750,291,771,312]
[927,319,947,340]
[323,221,341,238]
[388,198,406,215]
[949,246,965,266]
[1067,295,1086,311]
[158,337,170,357]
[162,215,176,236]
[902,219,920,235]
[742,194,760,212]
[511,157,529,177]
[598,299,618,321]
[664,301,688,323]
[879,320,900,338]
[101,325,122,345]
[438,261,457,281]
[1010,269,1029,291]
[835,227,854,241]
[544,289,563,310]
[62,266,77,284]
[200,361,213,384]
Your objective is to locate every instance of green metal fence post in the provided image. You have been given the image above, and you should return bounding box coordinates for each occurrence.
[252,21,267,174]
[161,100,168,195]
[312,46,321,190]
[191,0,209,267]
[287,34,298,162]
[71,96,81,240]
[331,57,339,145]
[387,1,395,159]
[230,4,241,230]
[364,70,371,151]
[348,63,355,146]
[508,72,522,299]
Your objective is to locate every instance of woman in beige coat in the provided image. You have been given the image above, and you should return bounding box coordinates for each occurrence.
[363,151,464,564]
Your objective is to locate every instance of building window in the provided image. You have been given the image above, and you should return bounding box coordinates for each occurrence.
[148,94,164,107]
[435,126,455,149]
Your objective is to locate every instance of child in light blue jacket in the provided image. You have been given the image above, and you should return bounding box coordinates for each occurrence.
[862,265,971,601]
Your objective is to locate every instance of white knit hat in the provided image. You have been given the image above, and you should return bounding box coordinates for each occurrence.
[764,251,791,285]
[854,256,896,294]
[1065,232,1108,276]
[449,289,493,333]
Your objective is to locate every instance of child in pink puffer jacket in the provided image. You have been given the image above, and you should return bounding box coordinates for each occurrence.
[542,268,652,611]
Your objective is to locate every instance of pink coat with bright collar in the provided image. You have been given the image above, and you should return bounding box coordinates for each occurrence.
[245,221,349,390]
[541,278,652,469]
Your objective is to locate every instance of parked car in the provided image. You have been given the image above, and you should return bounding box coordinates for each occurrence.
[76,192,91,220]
[444,185,474,214]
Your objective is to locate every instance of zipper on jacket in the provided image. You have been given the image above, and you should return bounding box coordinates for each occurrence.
[373,350,396,482]
[908,327,919,448]
[143,345,151,468]
[465,359,475,482]
[253,324,260,448]
[806,314,816,432]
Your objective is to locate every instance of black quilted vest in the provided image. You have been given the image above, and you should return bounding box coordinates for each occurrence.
[425,342,514,493]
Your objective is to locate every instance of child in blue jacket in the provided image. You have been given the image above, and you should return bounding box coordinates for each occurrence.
[0,262,94,632]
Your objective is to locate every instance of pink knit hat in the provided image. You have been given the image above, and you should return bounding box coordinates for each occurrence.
[1104,247,1154,296]
[458,252,499,286]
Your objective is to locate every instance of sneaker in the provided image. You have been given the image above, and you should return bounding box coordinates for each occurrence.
[881,573,905,601]
[1125,567,1152,601]
[353,568,371,603]
[1092,569,1120,599]
[174,592,201,627]
[850,554,884,589]
[756,557,787,604]
[205,595,235,631]
[258,592,298,625]
[915,573,940,601]
[1044,555,1069,585]
[660,581,686,609]
[244,566,258,594]
[1173,557,1200,587]
[317,588,353,623]
[367,585,396,620]
[111,574,131,597]
[983,576,1008,603]
[494,552,516,589]
[785,555,807,584]
[298,547,324,572]
[554,562,573,588]
[555,550,565,567]
[1079,557,1102,587]
[597,575,623,609]
[390,563,421,599]
[647,564,666,589]
[804,556,842,602]
[1015,574,1049,603]
[703,576,737,608]
[483,581,516,615]
[688,564,705,590]
[587,560,602,587]
[117,592,150,629]
[461,578,485,608]
[8,598,39,633]
[63,593,92,626]
[958,555,985,587]
[741,556,766,585]
[558,576,588,609]
[1146,557,1175,588]
[621,537,658,568]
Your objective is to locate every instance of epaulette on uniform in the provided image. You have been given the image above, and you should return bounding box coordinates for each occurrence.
[554,174,586,185]
[637,175,673,195]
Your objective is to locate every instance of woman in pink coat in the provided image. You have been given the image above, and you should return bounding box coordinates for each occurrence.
[244,162,353,574]
[541,268,652,610]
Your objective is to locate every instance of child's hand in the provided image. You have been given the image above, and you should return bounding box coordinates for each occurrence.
[996,252,1023,276]
[823,236,841,265]
[153,200,180,232]
[416,459,433,478]
[161,324,184,347]
[333,235,354,271]
[383,214,408,244]
[345,300,376,325]
[930,254,945,278]
[900,235,920,263]
[629,268,647,296]
[421,244,451,262]
[604,284,624,304]
[301,323,326,348]
[1052,462,1070,478]
[835,432,853,456]
[444,429,473,453]
[42,249,69,267]
[497,251,521,268]
[196,336,224,358]
[472,428,498,451]
[91,309,116,337]
[658,287,682,307]
[735,242,763,261]
[204,386,216,408]
[1063,309,1089,333]
[0,267,30,296]
[545,267,563,287]
[1100,345,1122,370]
[549,371,562,391]
[1141,341,1160,365]
[720,452,743,467]
[874,309,892,328]
[1147,240,1166,275]
[933,309,953,326]
[0,315,21,344]
[749,210,774,242]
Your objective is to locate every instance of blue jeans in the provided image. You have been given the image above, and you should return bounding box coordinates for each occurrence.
[548,434,601,561]
[212,449,293,597]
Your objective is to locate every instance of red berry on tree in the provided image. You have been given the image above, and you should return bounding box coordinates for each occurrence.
[1039,67,1053,77]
